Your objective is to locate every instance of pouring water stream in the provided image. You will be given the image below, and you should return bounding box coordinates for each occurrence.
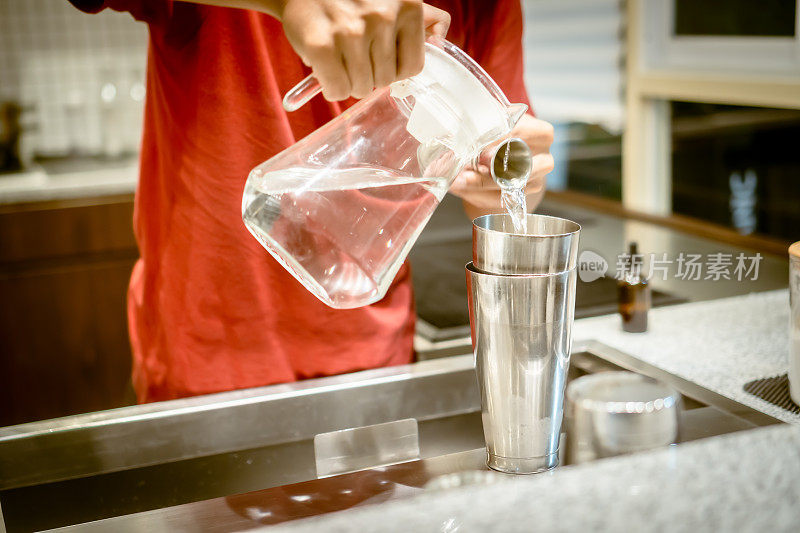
[494,140,530,234]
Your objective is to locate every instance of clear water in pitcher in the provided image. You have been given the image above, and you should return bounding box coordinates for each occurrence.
[243,165,449,308]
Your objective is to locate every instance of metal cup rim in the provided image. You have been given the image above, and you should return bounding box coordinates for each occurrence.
[473,213,581,238]
[466,261,575,278]
[566,371,681,415]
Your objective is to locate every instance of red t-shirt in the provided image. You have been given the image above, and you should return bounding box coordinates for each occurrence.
[71,0,531,402]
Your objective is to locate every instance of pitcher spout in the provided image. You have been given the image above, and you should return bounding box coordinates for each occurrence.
[507,103,528,128]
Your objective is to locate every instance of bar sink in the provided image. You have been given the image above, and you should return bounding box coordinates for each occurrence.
[0,341,781,532]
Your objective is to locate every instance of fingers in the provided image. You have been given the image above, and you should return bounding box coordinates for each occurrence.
[423,4,451,38]
[451,168,489,191]
[513,115,555,153]
[283,0,448,101]
[368,9,397,88]
[337,21,374,98]
[303,31,352,101]
[527,121,555,153]
[396,1,425,79]
[530,152,554,183]
[523,153,551,206]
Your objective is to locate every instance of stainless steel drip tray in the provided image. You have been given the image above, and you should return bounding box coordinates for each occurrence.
[0,342,782,532]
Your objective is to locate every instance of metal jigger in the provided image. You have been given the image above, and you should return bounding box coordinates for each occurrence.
[565,372,681,465]
[467,214,580,474]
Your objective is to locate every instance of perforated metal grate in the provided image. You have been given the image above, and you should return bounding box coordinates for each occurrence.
[743,374,800,415]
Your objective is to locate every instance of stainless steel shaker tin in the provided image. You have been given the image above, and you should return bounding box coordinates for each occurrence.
[472,213,581,275]
[467,213,581,474]
[466,262,577,473]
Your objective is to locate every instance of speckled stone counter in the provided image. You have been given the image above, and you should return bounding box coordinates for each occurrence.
[271,424,800,533]
[271,290,800,532]
[572,289,797,424]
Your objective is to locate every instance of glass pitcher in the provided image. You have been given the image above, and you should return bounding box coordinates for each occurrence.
[242,36,527,309]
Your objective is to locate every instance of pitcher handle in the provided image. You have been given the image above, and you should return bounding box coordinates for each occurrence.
[282,74,321,112]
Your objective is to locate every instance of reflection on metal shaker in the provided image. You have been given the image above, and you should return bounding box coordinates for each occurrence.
[467,214,580,474]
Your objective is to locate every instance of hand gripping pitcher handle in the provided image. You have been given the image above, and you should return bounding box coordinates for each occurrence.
[283,34,443,112]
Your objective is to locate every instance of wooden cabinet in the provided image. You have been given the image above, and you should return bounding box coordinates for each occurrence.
[0,194,138,426]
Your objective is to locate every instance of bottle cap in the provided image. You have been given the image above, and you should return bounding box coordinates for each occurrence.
[790,241,800,259]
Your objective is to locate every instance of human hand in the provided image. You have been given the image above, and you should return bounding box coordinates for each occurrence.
[280,0,450,101]
[449,114,554,219]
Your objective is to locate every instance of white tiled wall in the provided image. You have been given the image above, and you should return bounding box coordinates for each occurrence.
[0,0,148,157]
[0,0,624,158]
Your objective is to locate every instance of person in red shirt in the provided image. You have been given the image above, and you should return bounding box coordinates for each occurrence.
[70,0,554,403]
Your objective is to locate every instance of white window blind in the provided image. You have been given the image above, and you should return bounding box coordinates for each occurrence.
[522,0,625,133]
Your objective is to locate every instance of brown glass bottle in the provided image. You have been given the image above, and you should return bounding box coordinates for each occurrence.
[617,242,651,333]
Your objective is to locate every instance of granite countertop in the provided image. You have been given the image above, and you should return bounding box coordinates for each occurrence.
[572,289,796,424]
[271,290,800,532]
[271,424,800,532]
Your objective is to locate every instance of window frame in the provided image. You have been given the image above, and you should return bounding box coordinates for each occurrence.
[644,0,800,75]
[622,0,800,216]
